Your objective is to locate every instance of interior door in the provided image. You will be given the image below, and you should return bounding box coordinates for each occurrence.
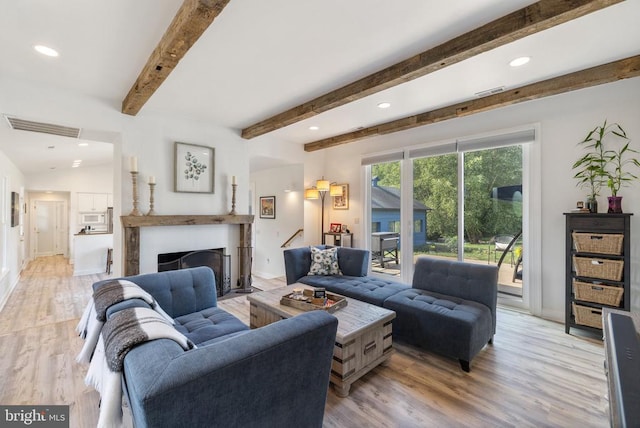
[54,201,68,256]
[35,200,55,256]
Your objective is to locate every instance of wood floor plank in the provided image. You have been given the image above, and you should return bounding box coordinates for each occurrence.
[0,256,609,427]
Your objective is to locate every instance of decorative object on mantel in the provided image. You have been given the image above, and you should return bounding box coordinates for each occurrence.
[572,120,639,214]
[174,142,214,193]
[259,196,275,219]
[129,156,142,216]
[229,175,237,215]
[305,177,345,244]
[146,175,156,216]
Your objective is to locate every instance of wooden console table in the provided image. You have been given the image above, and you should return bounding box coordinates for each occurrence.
[121,215,254,288]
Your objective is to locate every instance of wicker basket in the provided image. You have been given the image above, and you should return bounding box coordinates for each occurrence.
[573,256,624,281]
[572,303,603,329]
[572,232,623,255]
[573,280,624,306]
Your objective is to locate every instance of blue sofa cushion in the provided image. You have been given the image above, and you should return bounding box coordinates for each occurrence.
[383,288,493,361]
[299,275,409,306]
[174,306,249,345]
[93,266,218,319]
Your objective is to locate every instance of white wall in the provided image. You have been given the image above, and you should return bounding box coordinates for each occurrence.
[0,76,251,287]
[320,77,640,320]
[0,150,26,312]
[251,164,304,278]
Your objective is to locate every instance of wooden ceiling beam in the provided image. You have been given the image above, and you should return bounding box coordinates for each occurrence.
[122,0,231,116]
[242,0,622,139]
[304,55,640,152]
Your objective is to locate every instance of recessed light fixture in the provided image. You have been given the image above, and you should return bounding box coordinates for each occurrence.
[34,45,59,57]
[509,56,530,67]
[377,102,391,109]
[309,126,319,131]
[78,142,89,147]
[72,159,82,168]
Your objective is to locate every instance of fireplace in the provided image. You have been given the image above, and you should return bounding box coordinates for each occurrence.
[158,248,231,297]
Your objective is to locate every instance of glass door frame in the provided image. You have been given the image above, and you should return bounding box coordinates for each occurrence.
[362,124,542,314]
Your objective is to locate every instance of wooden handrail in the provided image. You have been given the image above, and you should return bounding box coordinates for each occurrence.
[281,229,304,248]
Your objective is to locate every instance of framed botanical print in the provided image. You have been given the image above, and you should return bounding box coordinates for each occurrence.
[332,184,349,210]
[175,142,215,193]
[260,196,276,219]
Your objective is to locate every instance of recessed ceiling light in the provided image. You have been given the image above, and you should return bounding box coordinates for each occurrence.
[377,102,391,109]
[309,126,319,131]
[78,142,89,147]
[34,45,59,57]
[509,56,530,67]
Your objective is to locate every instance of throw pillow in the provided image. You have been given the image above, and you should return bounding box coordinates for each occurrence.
[308,247,341,276]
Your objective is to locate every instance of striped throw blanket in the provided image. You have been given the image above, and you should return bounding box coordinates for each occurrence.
[86,307,195,428]
[76,279,172,364]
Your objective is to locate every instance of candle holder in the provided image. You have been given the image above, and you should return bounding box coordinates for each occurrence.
[146,183,156,216]
[229,183,237,215]
[129,171,142,216]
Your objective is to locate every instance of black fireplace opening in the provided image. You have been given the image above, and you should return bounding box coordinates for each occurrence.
[157,248,231,297]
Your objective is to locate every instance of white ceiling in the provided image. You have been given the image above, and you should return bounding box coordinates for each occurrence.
[1,0,639,173]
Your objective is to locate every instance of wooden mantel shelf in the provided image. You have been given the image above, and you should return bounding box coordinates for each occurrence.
[121,214,254,227]
[121,214,254,283]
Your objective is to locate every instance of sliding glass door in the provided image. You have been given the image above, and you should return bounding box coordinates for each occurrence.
[369,161,403,277]
[365,129,533,300]
[412,153,458,261]
[463,146,523,298]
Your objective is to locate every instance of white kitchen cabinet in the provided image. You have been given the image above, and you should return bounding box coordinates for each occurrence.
[78,193,110,212]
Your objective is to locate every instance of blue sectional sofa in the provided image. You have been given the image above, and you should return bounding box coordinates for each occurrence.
[284,246,497,372]
[92,266,338,428]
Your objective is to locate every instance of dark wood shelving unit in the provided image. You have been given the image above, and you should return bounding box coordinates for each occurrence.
[564,213,632,335]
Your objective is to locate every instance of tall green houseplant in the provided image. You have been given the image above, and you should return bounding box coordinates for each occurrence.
[572,121,608,212]
[573,120,639,213]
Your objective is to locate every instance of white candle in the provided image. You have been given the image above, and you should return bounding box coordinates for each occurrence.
[148,175,155,184]
[232,175,236,185]
[130,156,138,172]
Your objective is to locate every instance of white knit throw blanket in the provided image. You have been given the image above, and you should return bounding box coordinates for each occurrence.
[86,307,194,428]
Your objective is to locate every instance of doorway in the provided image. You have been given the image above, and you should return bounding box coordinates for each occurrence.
[33,200,68,257]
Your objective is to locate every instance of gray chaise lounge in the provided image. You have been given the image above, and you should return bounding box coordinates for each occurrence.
[284,246,498,371]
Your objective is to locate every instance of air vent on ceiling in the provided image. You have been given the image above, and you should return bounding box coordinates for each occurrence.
[475,86,505,98]
[4,115,81,138]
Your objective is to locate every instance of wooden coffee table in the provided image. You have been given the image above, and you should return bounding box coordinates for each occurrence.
[247,284,395,397]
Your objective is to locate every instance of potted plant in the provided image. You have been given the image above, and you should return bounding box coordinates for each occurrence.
[572,123,608,212]
[573,120,639,214]
[602,123,640,213]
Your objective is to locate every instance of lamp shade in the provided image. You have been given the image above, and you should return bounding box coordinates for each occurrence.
[305,188,319,199]
[330,184,343,196]
[316,179,330,192]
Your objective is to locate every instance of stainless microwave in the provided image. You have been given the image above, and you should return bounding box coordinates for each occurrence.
[81,212,106,224]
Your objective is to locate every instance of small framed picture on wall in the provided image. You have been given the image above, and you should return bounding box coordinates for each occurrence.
[259,196,276,219]
[332,184,349,210]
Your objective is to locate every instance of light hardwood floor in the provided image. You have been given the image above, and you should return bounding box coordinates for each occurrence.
[0,256,609,427]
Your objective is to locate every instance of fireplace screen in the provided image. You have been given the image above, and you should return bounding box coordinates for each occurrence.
[158,248,231,296]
